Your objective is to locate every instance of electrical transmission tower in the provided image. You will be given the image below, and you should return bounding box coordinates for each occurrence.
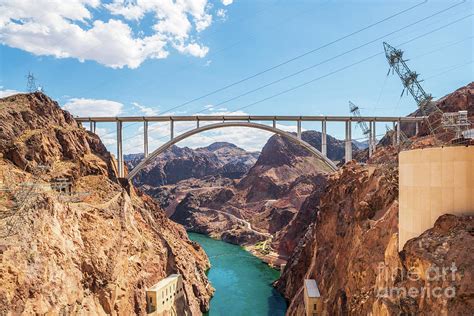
[383,42,444,142]
[25,72,45,93]
[383,42,434,109]
[26,72,37,92]
[350,101,378,156]
[349,101,370,135]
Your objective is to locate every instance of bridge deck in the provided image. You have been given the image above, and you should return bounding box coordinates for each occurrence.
[75,115,426,123]
[76,115,423,178]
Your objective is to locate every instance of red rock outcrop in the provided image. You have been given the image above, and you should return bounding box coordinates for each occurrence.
[373,214,474,315]
[0,93,213,315]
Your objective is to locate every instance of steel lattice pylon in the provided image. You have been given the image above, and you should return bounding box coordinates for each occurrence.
[349,101,370,135]
[383,42,444,142]
[383,42,434,108]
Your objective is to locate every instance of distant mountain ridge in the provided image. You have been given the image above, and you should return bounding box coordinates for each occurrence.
[125,142,259,186]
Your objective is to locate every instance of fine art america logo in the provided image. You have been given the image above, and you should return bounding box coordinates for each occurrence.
[376,261,458,299]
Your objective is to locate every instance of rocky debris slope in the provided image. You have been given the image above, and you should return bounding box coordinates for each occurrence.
[0,93,213,315]
[126,142,259,186]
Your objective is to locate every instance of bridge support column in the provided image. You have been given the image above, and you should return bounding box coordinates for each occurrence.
[170,119,174,140]
[117,121,124,178]
[392,122,397,145]
[368,124,373,158]
[397,119,401,146]
[345,120,352,163]
[144,121,149,158]
[297,119,302,140]
[371,121,376,154]
[197,119,200,129]
[90,121,96,134]
[321,120,327,157]
[273,119,276,129]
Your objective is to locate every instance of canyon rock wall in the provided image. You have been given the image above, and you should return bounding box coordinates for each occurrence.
[277,162,474,315]
[0,93,213,315]
[137,128,357,254]
[276,82,474,315]
[165,132,334,250]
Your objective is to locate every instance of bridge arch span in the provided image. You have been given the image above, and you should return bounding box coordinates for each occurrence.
[126,121,338,180]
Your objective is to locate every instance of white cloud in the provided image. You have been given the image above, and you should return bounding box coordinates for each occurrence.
[174,41,209,58]
[0,87,22,98]
[216,8,227,20]
[0,0,233,68]
[195,13,213,32]
[132,101,158,116]
[221,0,233,6]
[63,98,123,117]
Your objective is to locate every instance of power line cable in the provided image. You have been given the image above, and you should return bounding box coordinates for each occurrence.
[154,0,429,115]
[94,0,429,139]
[361,35,473,112]
[228,13,473,114]
[116,13,473,153]
[205,2,466,109]
[423,60,473,80]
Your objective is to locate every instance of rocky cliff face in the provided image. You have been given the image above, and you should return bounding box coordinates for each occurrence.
[126,142,259,186]
[276,82,474,315]
[276,162,400,315]
[277,162,473,315]
[0,93,213,315]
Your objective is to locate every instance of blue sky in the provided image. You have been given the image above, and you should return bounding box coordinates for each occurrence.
[0,0,473,154]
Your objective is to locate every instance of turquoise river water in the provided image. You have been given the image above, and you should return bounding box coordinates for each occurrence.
[188,233,287,316]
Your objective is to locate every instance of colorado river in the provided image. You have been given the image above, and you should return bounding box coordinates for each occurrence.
[188,233,287,316]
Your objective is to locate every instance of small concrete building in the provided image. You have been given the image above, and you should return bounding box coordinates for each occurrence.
[304,279,322,316]
[146,274,184,316]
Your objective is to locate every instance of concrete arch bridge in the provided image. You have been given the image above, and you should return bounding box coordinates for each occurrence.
[75,115,424,179]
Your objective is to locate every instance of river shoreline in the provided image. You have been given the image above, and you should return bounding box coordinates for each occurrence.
[186,229,288,270]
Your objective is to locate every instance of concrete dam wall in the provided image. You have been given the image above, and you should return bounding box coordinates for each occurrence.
[399,146,474,249]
